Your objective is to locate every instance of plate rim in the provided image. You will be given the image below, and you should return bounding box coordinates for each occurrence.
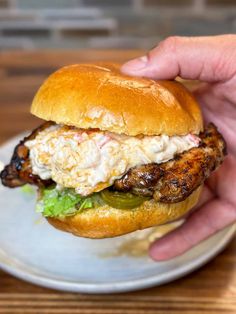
[0,224,235,294]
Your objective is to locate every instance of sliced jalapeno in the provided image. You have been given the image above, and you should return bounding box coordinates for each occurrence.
[101,189,150,209]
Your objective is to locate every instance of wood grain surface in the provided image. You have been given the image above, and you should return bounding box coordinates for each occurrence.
[0,50,235,314]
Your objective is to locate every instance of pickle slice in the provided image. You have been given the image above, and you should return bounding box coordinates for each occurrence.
[101,189,150,209]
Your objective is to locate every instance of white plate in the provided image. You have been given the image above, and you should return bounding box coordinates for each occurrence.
[0,135,235,294]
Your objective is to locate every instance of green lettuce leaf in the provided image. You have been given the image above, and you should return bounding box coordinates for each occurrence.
[36,186,100,218]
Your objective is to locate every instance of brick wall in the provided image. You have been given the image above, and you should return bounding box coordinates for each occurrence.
[0,0,235,50]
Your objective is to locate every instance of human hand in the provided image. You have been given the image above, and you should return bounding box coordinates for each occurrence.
[121,35,236,261]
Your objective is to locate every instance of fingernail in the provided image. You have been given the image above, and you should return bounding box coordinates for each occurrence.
[121,55,148,73]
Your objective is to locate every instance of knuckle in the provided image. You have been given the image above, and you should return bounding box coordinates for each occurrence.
[158,36,182,53]
[146,36,185,65]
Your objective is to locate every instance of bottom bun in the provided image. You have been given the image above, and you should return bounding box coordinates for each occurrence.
[47,186,202,239]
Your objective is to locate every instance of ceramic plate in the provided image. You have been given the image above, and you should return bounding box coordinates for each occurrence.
[0,135,235,293]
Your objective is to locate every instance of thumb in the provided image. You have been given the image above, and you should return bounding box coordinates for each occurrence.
[121,35,236,83]
[149,199,236,261]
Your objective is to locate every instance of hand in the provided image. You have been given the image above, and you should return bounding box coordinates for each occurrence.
[121,35,236,261]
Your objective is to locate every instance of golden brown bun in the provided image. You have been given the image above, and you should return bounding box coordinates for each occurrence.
[47,186,202,239]
[31,63,203,136]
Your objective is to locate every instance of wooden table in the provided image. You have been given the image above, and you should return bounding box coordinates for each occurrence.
[0,50,235,314]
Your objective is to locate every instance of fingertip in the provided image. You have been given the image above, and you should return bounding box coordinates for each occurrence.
[121,55,148,75]
[149,241,166,261]
[149,237,176,261]
[148,227,192,261]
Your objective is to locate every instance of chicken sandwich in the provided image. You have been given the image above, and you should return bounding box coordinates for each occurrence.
[0,63,226,238]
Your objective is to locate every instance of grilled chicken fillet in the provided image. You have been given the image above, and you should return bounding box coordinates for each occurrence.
[0,123,226,204]
[0,122,54,188]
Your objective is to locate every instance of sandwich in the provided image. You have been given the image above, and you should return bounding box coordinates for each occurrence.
[0,63,226,238]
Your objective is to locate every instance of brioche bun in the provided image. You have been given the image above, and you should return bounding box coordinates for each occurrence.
[31,63,203,136]
[47,186,202,239]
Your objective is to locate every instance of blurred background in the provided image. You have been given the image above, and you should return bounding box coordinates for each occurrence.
[0,0,235,51]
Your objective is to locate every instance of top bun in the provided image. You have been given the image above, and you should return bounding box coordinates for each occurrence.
[31,63,203,136]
